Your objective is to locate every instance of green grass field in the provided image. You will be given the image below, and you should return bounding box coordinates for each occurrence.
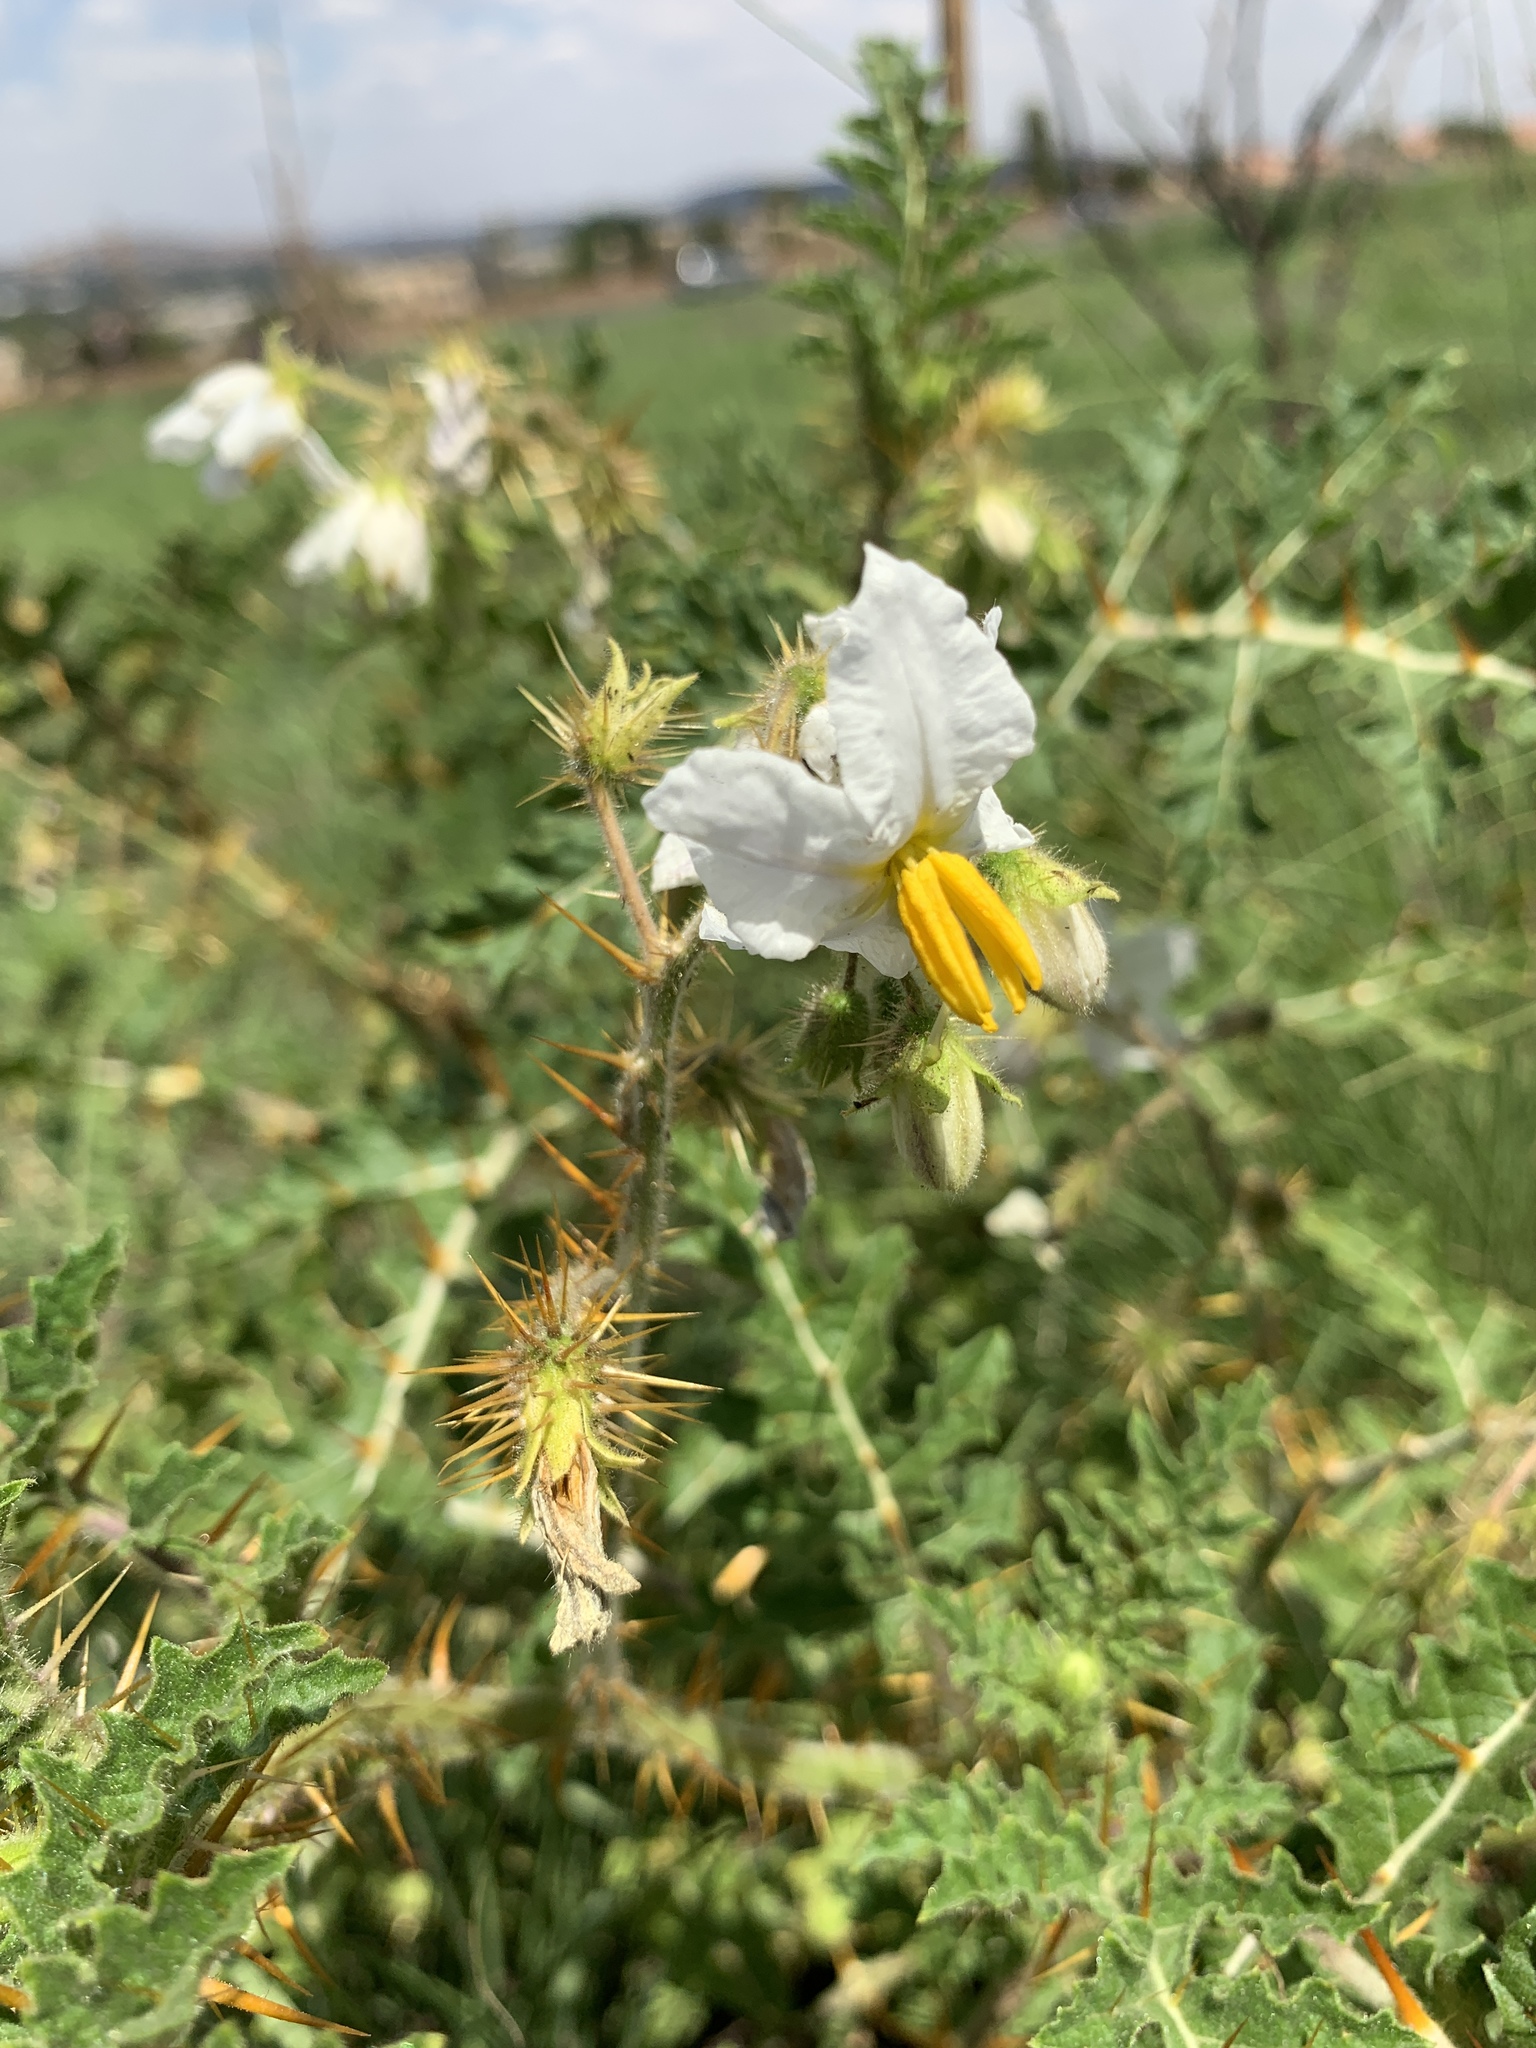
[3,165,1536,580]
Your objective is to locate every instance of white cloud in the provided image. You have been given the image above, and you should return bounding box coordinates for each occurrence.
[1,0,1533,261]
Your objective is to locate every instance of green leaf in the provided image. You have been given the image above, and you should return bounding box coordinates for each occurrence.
[1324,1559,1536,1899]
[1037,1922,1420,2047]
[12,1847,294,2048]
[0,1230,122,1459]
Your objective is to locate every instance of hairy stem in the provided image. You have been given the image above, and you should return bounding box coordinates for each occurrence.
[352,1121,529,1504]
[616,917,704,1304]
[588,781,662,963]
[746,1226,918,1569]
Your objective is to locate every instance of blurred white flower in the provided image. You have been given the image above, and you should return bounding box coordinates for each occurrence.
[417,341,493,495]
[147,362,307,499]
[645,546,1041,1031]
[285,475,432,607]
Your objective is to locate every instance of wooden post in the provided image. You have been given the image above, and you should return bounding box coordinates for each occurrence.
[942,0,971,150]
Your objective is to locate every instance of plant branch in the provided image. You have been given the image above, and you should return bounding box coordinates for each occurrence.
[349,1121,528,1506]
[1048,598,1536,721]
[615,916,705,1305]
[588,781,662,963]
[743,1223,918,1570]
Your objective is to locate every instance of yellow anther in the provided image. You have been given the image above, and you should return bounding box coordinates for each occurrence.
[895,848,1043,1032]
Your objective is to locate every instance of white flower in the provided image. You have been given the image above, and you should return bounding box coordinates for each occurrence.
[418,352,492,496]
[285,475,433,607]
[146,362,307,499]
[644,546,1043,1032]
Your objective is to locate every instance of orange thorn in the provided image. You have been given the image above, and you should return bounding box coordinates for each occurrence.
[530,1058,621,1134]
[69,1384,140,1492]
[265,1894,338,1989]
[539,894,650,979]
[199,1476,267,1548]
[1360,1928,1438,2037]
[428,1595,464,1689]
[1410,1722,1477,1772]
[10,1510,83,1593]
[1453,620,1483,676]
[107,1591,160,1710]
[1341,580,1362,646]
[533,1133,619,1215]
[1086,563,1124,630]
[536,1035,631,1072]
[198,1978,366,2035]
[375,1779,418,1868]
[230,1939,308,2000]
[190,1412,243,1456]
[1139,1814,1158,1918]
[1225,1837,1278,1877]
[302,1781,358,1853]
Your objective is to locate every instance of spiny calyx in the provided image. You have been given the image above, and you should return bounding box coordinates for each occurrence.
[442,1237,693,1653]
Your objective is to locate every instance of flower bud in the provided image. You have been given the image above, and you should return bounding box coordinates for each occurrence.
[977,847,1116,1015]
[793,982,871,1089]
[531,640,694,790]
[889,1024,986,1192]
[721,626,829,758]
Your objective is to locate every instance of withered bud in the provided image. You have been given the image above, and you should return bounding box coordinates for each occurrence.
[978,847,1116,1015]
[444,1242,695,1654]
[530,639,694,791]
[793,981,872,1090]
[531,1436,641,1656]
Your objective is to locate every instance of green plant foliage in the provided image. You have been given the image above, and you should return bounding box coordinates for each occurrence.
[4,35,1536,2048]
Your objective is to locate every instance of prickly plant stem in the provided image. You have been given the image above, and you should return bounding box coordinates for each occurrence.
[746,1223,918,1570]
[588,780,662,963]
[304,1120,528,1620]
[351,1122,528,1505]
[616,914,704,1311]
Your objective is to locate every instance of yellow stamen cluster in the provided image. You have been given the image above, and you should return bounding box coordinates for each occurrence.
[895,847,1043,1031]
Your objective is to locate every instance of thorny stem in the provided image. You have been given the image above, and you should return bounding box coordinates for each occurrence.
[615,918,704,1306]
[588,781,662,964]
[305,1120,529,1617]
[1049,598,1536,723]
[745,1224,918,1570]
[350,1121,529,1503]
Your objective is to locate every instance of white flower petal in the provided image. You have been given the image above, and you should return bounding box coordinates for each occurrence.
[981,605,1002,648]
[819,546,1036,847]
[798,701,839,783]
[293,430,350,496]
[643,749,879,961]
[187,362,273,413]
[213,390,303,472]
[147,398,219,464]
[651,834,700,891]
[199,458,249,502]
[950,786,1036,856]
[285,494,368,584]
[699,902,744,948]
[358,494,432,604]
[821,904,915,979]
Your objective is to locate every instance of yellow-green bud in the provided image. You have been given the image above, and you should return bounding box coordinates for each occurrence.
[1052,1647,1105,1705]
[794,982,871,1090]
[978,847,1115,1015]
[890,1025,986,1192]
[530,640,694,790]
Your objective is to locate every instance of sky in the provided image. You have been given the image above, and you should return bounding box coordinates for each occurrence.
[1,0,1534,261]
